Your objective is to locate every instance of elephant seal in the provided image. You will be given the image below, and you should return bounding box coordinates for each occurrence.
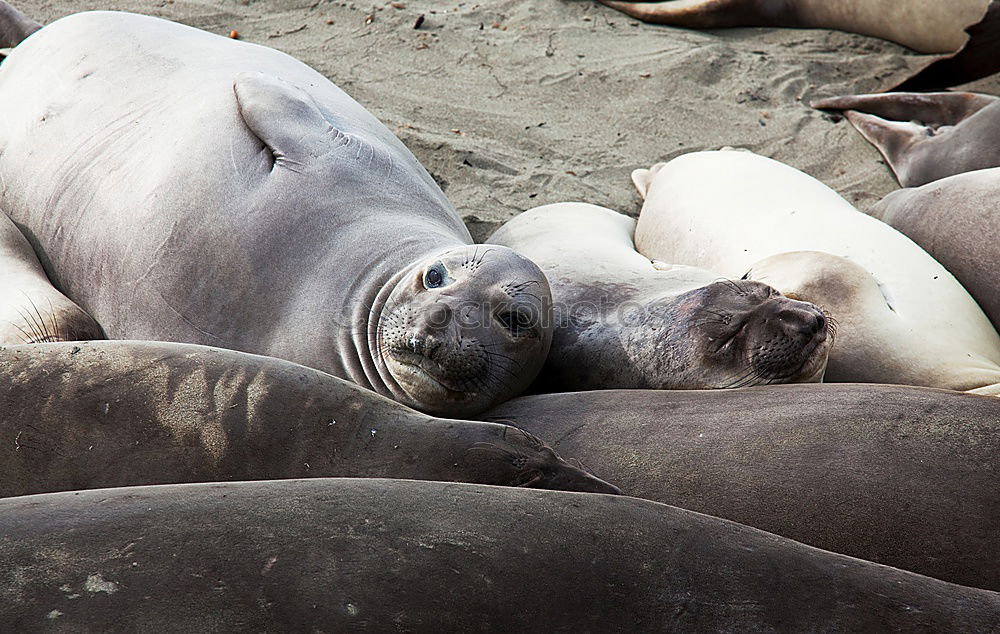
[0,340,619,497]
[596,0,991,54]
[0,8,552,417]
[488,202,830,391]
[2,478,998,632]
[632,149,1000,393]
[869,168,1000,332]
[813,91,1000,186]
[0,213,102,344]
[891,0,1000,90]
[484,383,1000,591]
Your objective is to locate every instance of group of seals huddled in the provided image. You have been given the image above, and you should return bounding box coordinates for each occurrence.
[0,1,998,631]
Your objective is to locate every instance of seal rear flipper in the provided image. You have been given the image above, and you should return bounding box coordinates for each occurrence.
[892,0,1000,90]
[0,1,40,51]
[812,92,997,128]
[597,0,790,29]
[838,111,931,186]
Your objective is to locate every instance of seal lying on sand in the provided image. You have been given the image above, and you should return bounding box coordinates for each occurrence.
[483,383,1000,591]
[632,149,1000,393]
[0,340,619,497]
[488,202,830,391]
[868,168,1000,332]
[0,6,552,416]
[0,213,102,344]
[2,478,998,632]
[595,0,991,54]
[813,91,1000,187]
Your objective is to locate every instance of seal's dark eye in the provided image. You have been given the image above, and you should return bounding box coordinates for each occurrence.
[497,309,536,337]
[424,265,444,289]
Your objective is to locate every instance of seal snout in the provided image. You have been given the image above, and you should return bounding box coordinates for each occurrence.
[771,302,828,340]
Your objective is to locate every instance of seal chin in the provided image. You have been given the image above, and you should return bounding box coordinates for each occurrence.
[387,349,477,406]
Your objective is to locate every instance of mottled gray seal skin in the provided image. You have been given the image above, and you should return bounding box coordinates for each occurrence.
[483,383,1000,590]
[813,91,1000,186]
[869,168,1000,332]
[0,213,102,344]
[488,203,830,391]
[2,478,998,633]
[0,340,619,497]
[0,8,552,417]
[596,0,990,53]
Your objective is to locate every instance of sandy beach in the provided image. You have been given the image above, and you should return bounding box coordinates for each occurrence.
[16,0,998,241]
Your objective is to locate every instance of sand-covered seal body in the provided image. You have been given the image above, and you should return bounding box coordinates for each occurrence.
[489,202,830,391]
[813,91,1000,186]
[0,340,619,497]
[2,478,998,632]
[632,149,1000,393]
[869,167,1000,331]
[0,9,551,416]
[0,213,102,344]
[484,383,1000,591]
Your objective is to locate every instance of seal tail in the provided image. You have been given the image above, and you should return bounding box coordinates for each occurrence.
[0,1,40,52]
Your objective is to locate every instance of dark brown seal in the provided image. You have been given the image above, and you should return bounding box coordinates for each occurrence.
[0,340,619,497]
[483,383,1000,590]
[1,478,997,632]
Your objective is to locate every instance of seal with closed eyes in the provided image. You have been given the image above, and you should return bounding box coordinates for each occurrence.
[488,202,830,391]
[0,7,552,416]
[632,149,1000,393]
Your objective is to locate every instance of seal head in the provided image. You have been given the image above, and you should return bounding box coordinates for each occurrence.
[376,245,553,417]
[660,279,831,388]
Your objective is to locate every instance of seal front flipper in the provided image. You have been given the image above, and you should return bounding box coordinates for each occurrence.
[234,71,392,178]
[234,71,336,172]
[0,1,40,51]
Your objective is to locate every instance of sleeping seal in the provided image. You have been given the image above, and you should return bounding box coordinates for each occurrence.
[1,478,998,631]
[0,6,551,416]
[0,212,102,344]
[632,149,1000,394]
[0,340,619,497]
[488,202,830,391]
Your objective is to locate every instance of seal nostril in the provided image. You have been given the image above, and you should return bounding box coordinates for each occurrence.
[814,312,827,333]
